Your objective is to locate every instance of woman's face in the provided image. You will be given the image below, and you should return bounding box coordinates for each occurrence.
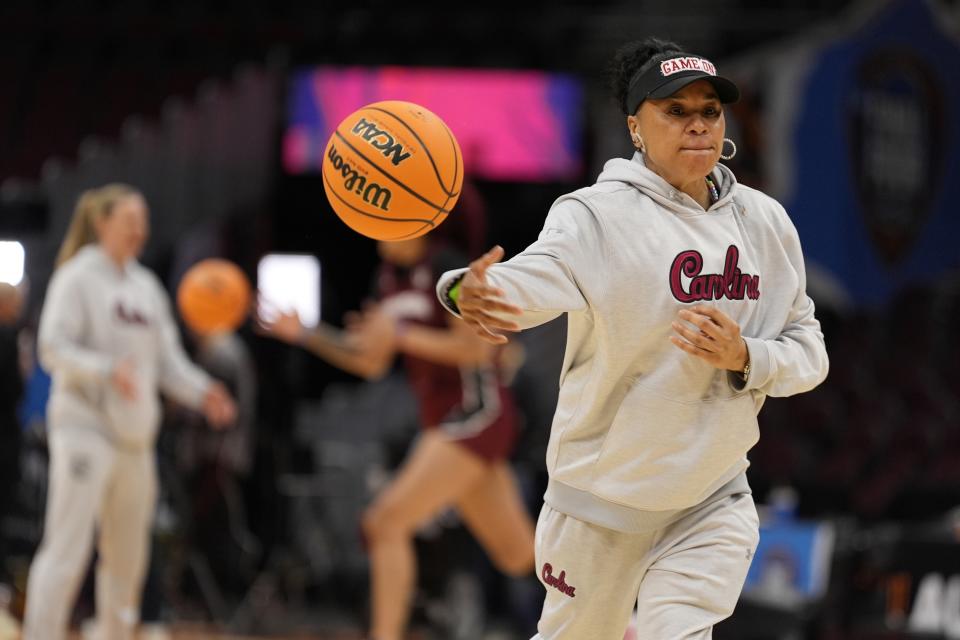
[631,80,726,188]
[96,193,149,262]
[377,236,428,267]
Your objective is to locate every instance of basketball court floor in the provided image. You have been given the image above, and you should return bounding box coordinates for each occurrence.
[66,628,372,639]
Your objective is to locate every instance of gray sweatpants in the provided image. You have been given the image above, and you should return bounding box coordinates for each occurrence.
[23,428,157,640]
[532,492,759,640]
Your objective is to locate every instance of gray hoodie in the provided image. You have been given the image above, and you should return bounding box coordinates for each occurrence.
[39,244,212,451]
[437,153,828,532]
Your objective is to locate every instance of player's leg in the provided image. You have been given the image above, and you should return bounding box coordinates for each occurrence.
[530,505,647,640]
[634,492,759,639]
[23,431,115,640]
[361,429,488,640]
[93,447,157,640]
[455,460,535,576]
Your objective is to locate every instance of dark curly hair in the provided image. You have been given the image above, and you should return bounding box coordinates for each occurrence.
[608,37,685,115]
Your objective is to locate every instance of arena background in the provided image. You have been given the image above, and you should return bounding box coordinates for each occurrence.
[2,0,960,638]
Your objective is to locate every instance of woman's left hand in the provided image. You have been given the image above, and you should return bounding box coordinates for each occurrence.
[669,305,749,372]
[202,381,237,430]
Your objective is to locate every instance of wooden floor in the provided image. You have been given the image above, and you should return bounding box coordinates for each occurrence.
[65,630,368,640]
[7,618,439,640]
[7,611,433,639]
[62,622,448,639]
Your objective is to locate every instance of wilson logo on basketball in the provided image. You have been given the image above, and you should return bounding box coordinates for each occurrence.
[326,144,393,211]
[351,117,412,166]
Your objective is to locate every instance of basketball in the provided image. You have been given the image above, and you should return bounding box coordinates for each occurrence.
[321,100,463,241]
[176,259,251,335]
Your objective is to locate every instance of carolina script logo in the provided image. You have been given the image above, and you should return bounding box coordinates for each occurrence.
[115,302,149,326]
[542,563,576,598]
[327,144,393,211]
[669,245,760,303]
[351,117,412,166]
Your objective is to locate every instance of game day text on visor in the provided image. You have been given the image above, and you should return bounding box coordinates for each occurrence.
[659,57,717,76]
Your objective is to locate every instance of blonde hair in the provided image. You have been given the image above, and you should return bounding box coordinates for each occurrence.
[55,183,142,268]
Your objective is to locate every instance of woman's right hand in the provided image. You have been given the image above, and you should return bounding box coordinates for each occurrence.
[458,246,523,345]
[111,357,138,401]
[255,301,305,345]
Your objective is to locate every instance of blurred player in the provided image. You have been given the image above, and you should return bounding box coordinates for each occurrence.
[438,38,829,639]
[23,183,236,640]
[258,188,535,640]
[0,282,24,637]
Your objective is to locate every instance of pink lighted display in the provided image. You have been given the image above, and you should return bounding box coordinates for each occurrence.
[284,66,583,182]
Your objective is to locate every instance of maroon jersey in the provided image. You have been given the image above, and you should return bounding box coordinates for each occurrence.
[376,248,517,461]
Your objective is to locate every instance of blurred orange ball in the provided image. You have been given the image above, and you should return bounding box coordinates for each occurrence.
[176,259,251,336]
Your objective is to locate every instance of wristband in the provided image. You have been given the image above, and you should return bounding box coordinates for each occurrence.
[740,343,751,381]
[450,280,463,304]
[442,274,466,314]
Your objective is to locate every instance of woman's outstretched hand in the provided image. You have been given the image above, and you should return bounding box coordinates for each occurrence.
[254,297,304,345]
[457,246,523,345]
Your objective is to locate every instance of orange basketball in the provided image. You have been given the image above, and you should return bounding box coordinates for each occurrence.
[176,259,251,336]
[321,100,463,241]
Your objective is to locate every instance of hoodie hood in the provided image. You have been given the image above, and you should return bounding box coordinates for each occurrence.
[597,151,738,215]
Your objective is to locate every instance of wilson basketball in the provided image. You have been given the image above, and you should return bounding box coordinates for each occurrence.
[177,259,251,335]
[321,100,463,241]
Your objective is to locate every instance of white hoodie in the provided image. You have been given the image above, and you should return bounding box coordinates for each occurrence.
[437,153,828,532]
[39,245,212,451]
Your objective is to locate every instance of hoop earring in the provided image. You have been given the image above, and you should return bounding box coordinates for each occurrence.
[720,138,737,161]
[631,132,646,154]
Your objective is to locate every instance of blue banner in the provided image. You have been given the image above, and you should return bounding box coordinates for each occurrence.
[786,0,960,306]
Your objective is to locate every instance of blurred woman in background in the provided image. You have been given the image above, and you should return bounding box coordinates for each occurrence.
[257,186,535,640]
[23,183,236,640]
